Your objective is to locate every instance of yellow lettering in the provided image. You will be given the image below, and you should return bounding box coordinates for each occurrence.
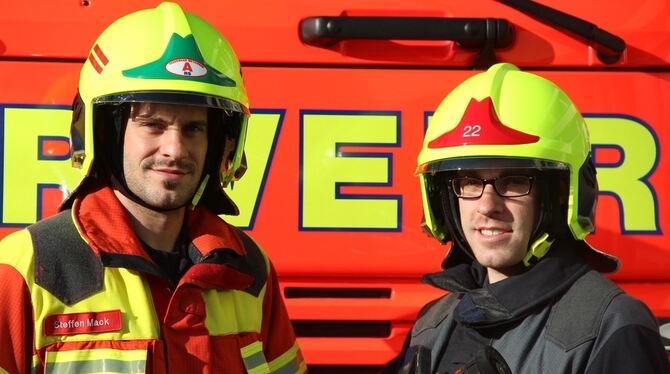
[301,111,400,230]
[587,115,659,232]
[225,110,283,228]
[3,107,81,224]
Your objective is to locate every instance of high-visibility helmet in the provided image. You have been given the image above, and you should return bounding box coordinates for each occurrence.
[65,2,249,214]
[417,63,605,266]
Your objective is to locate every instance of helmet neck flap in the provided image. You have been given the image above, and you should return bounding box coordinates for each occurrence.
[91,102,237,213]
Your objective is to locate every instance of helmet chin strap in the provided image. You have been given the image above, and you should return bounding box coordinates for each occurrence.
[522,175,561,267]
[523,232,555,267]
[190,174,209,209]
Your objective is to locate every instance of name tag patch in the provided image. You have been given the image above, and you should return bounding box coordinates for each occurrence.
[44,310,122,336]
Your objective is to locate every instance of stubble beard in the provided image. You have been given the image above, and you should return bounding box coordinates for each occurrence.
[125,158,200,211]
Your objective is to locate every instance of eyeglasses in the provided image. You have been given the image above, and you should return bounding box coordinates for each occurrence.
[450,175,534,198]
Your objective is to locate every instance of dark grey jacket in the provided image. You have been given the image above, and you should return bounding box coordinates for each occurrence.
[383,241,669,373]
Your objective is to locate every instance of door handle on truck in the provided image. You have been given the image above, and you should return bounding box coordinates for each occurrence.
[300,17,513,69]
[497,0,625,64]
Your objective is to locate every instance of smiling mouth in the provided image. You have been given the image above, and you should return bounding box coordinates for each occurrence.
[150,168,191,182]
[154,168,187,175]
[479,228,509,236]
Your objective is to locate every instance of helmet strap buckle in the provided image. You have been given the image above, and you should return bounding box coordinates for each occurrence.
[523,232,555,267]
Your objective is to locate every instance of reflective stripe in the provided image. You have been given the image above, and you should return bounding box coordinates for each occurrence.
[45,349,146,374]
[240,341,270,374]
[46,359,146,374]
[268,342,306,374]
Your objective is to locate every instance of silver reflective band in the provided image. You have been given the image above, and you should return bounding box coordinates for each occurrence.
[45,359,146,374]
[243,350,269,372]
[273,358,301,374]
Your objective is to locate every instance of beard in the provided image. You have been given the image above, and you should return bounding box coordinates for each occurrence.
[123,156,202,211]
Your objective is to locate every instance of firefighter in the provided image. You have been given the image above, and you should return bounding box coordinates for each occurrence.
[383,63,669,373]
[0,3,305,373]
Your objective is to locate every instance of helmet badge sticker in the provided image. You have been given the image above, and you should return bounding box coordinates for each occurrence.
[123,34,236,86]
[428,97,539,148]
[88,44,109,74]
[165,58,208,77]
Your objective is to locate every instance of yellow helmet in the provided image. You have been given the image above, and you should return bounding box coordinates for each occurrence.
[65,2,248,214]
[418,63,617,270]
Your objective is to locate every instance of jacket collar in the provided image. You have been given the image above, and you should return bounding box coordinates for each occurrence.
[440,234,618,274]
[74,184,246,257]
[72,183,252,290]
[422,240,591,328]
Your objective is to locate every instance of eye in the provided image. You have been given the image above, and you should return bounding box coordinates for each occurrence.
[497,176,531,195]
[137,120,167,132]
[183,123,207,136]
[452,177,483,197]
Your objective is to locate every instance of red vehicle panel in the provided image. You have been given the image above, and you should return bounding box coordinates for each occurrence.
[2,0,669,369]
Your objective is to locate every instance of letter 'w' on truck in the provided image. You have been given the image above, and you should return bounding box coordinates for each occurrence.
[1,0,670,370]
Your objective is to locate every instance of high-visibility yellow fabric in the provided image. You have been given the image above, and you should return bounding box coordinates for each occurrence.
[240,341,270,374]
[45,348,147,374]
[203,286,266,335]
[268,342,307,374]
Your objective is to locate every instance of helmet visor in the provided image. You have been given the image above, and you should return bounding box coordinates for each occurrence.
[94,91,249,114]
[417,157,568,176]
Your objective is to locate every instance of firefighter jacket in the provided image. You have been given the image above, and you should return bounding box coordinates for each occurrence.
[383,239,670,374]
[0,184,306,374]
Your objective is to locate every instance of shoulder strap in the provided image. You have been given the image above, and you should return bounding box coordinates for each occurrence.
[546,270,623,351]
[404,293,459,372]
[412,293,460,337]
[231,228,268,297]
[27,210,103,305]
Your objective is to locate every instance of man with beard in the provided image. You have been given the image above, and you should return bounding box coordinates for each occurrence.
[0,3,305,373]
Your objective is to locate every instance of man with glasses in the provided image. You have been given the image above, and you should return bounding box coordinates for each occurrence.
[383,63,668,373]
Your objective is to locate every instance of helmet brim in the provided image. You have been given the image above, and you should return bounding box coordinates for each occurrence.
[94,91,249,114]
[417,156,569,176]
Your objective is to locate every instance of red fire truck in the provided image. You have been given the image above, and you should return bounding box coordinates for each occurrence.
[1,0,669,371]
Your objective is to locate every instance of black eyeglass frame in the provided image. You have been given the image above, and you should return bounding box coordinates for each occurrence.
[450,175,534,199]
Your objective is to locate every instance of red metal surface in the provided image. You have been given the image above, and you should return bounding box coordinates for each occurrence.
[2,60,669,363]
[2,1,670,67]
[1,0,670,367]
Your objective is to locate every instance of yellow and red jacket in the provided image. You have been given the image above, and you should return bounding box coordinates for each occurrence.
[0,184,306,374]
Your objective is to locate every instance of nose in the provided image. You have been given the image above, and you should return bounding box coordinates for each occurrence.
[476,183,504,215]
[160,128,188,159]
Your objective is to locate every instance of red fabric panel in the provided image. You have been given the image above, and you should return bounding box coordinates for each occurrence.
[211,333,263,373]
[0,263,34,374]
[260,261,299,362]
[187,206,245,257]
[74,184,152,262]
[163,286,212,372]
